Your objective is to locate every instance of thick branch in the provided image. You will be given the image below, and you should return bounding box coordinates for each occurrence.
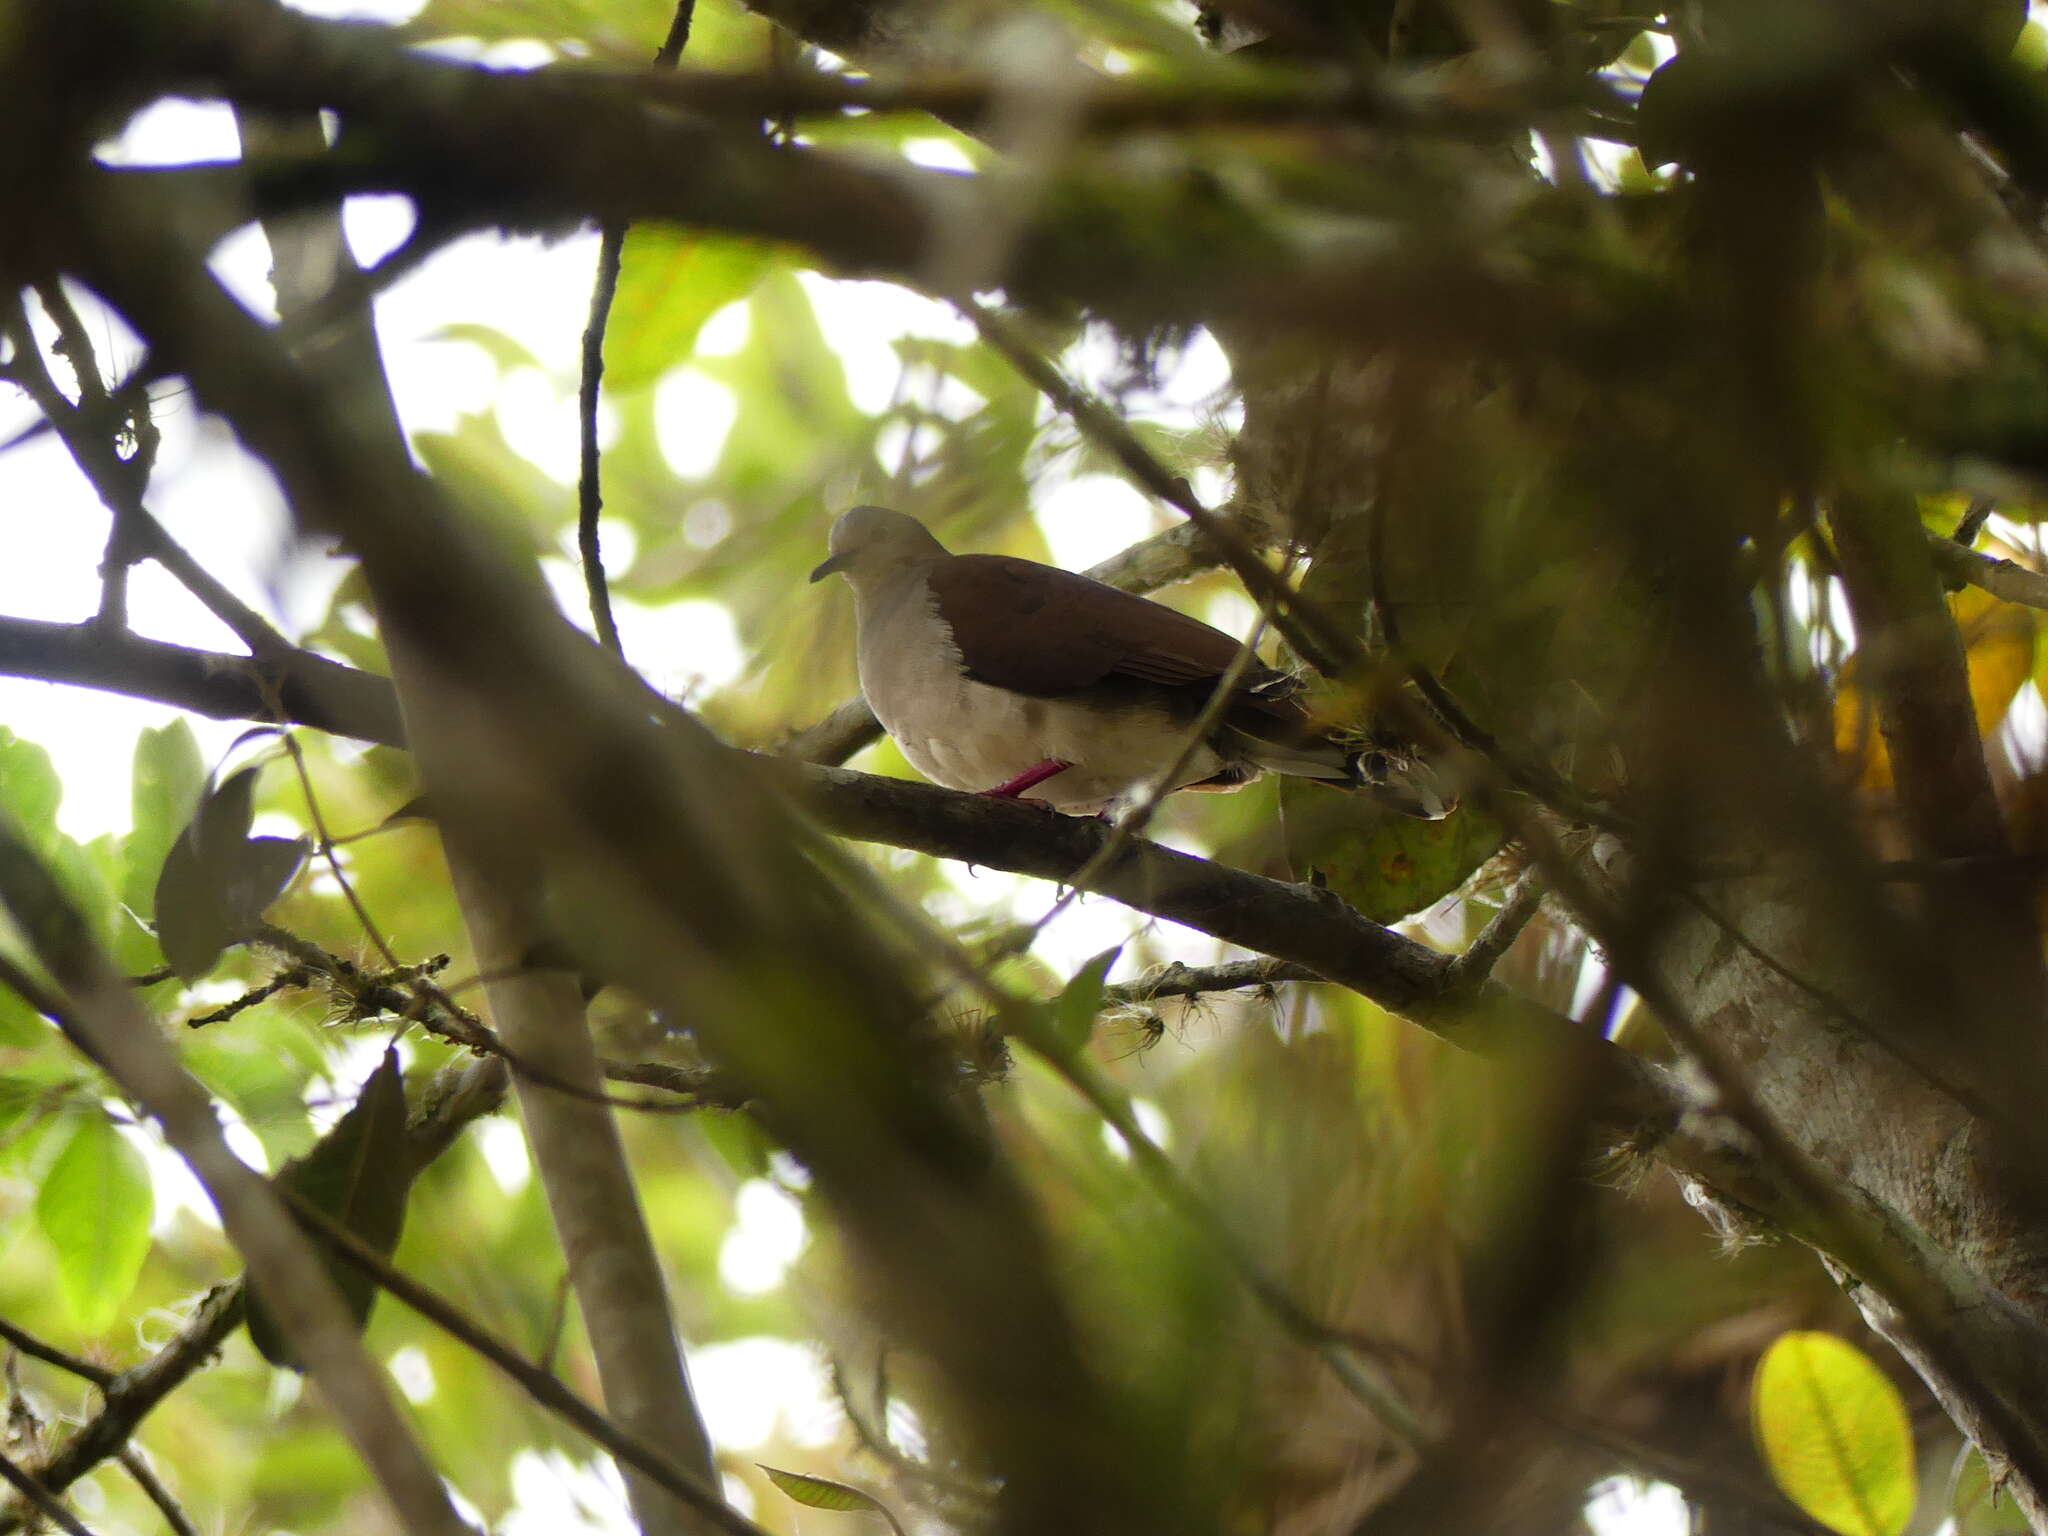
[233,91,723,1532]
[792,764,1667,1121]
[1830,491,2048,1118]
[68,168,1183,1536]
[1834,493,2015,864]
[0,612,1659,1124]
[67,0,1642,351]
[0,615,405,744]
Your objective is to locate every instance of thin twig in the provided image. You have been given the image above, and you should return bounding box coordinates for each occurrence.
[33,282,154,633]
[576,0,698,658]
[0,1446,94,1536]
[1443,874,1544,991]
[7,294,290,658]
[115,1449,199,1536]
[598,1058,751,1107]
[245,924,715,1113]
[962,297,1358,678]
[795,816,1435,1445]
[283,1191,770,1536]
[276,731,409,973]
[0,1320,112,1390]
[1925,527,2048,611]
[1011,558,1293,957]
[577,228,628,657]
[1100,956,1322,1005]
[270,743,702,1107]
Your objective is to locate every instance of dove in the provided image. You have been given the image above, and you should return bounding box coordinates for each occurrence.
[811,505,1449,818]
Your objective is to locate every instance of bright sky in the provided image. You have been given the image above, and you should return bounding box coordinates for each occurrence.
[0,3,1698,1529]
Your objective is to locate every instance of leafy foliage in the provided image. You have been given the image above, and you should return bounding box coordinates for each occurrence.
[33,1109,153,1334]
[760,1465,909,1533]
[4,0,2048,1531]
[154,762,308,980]
[246,1049,416,1369]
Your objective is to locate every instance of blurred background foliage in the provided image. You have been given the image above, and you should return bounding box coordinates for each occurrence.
[6,0,2048,1530]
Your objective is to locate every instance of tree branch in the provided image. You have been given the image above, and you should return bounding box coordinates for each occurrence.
[1829,490,2048,1118]
[0,1447,93,1536]
[1101,956,1322,1006]
[0,598,1667,1133]
[75,0,1641,351]
[113,1450,198,1536]
[0,616,404,744]
[0,606,1665,1126]
[0,1055,510,1536]
[232,90,724,1533]
[0,1319,112,1390]
[1925,526,2048,611]
[0,822,473,1536]
[577,1,696,660]
[284,1193,769,1536]
[793,765,1666,1117]
[0,1286,243,1536]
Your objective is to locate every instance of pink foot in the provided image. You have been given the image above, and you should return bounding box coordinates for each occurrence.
[980,759,1073,799]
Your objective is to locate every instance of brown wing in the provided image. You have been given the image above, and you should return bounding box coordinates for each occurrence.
[929,554,1291,698]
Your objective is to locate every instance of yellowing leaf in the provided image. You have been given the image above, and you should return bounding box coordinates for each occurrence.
[1833,585,2036,790]
[1752,1330,1916,1536]
[760,1465,907,1534]
[1954,584,2036,738]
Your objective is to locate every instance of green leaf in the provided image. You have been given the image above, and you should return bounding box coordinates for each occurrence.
[1950,1445,2032,1535]
[154,766,308,980]
[125,719,206,919]
[604,229,771,393]
[423,321,544,376]
[0,728,62,834]
[411,409,566,551]
[35,1110,154,1334]
[1052,945,1123,1052]
[0,981,43,1047]
[1752,1331,1916,1536]
[759,1465,908,1534]
[194,765,259,856]
[399,0,765,67]
[247,1049,417,1370]
[1279,782,1505,926]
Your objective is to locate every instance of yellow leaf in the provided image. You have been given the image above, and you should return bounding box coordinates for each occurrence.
[1832,585,2036,790]
[1752,1331,1916,1536]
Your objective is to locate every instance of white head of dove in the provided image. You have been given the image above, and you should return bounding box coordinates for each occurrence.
[811,505,1452,818]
